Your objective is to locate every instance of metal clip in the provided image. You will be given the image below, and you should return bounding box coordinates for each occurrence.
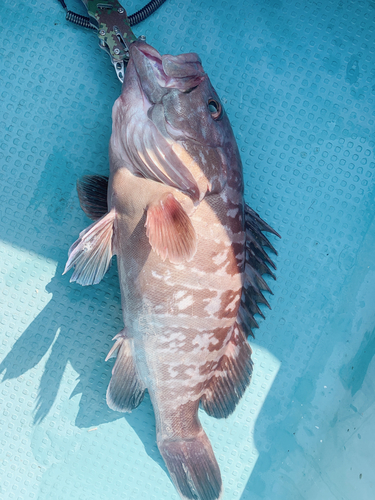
[81,0,137,80]
[113,60,126,83]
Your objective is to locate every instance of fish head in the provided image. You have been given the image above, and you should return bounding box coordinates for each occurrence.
[130,42,230,147]
[112,41,240,201]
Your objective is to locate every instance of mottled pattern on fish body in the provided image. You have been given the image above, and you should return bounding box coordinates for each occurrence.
[64,41,279,500]
[118,180,244,411]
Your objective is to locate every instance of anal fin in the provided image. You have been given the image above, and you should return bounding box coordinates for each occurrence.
[106,332,145,412]
[201,323,253,419]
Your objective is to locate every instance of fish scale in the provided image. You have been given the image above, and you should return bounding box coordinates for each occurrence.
[64,40,279,500]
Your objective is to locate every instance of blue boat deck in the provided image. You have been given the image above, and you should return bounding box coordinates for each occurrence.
[0,0,374,498]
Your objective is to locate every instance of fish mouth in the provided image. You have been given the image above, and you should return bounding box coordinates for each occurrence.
[131,43,167,87]
[131,41,206,95]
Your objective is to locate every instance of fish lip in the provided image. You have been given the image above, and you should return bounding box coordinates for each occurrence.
[131,42,170,88]
[131,42,163,65]
[131,42,206,92]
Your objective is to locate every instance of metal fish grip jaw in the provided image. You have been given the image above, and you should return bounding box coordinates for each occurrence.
[81,0,138,82]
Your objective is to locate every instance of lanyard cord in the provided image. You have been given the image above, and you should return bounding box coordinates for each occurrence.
[57,0,167,29]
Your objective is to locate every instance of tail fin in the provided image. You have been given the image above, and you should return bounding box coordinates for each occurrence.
[159,430,222,500]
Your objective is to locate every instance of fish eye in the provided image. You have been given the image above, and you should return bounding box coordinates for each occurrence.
[208,98,222,120]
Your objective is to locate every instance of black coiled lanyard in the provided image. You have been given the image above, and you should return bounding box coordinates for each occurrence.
[56,0,167,82]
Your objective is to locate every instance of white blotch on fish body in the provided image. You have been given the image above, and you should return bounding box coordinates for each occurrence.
[224,336,241,359]
[154,339,187,354]
[225,294,239,312]
[168,366,180,378]
[174,264,186,272]
[151,270,168,280]
[227,207,239,218]
[222,225,245,243]
[159,331,187,343]
[219,190,228,203]
[166,360,189,379]
[177,294,194,310]
[213,237,231,248]
[212,250,228,266]
[192,331,220,351]
[203,291,222,317]
[149,327,236,401]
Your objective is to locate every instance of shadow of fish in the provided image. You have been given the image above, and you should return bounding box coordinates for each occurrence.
[64,41,280,500]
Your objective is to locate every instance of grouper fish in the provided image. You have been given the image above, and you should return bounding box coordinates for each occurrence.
[64,41,279,500]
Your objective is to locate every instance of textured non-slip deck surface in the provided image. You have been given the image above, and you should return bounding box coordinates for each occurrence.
[1,0,375,499]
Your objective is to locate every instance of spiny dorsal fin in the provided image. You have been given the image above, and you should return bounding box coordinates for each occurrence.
[244,204,280,238]
[246,247,276,280]
[240,203,280,338]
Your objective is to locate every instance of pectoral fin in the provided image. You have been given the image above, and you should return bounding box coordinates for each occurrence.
[63,210,115,286]
[145,193,197,264]
[77,175,109,221]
